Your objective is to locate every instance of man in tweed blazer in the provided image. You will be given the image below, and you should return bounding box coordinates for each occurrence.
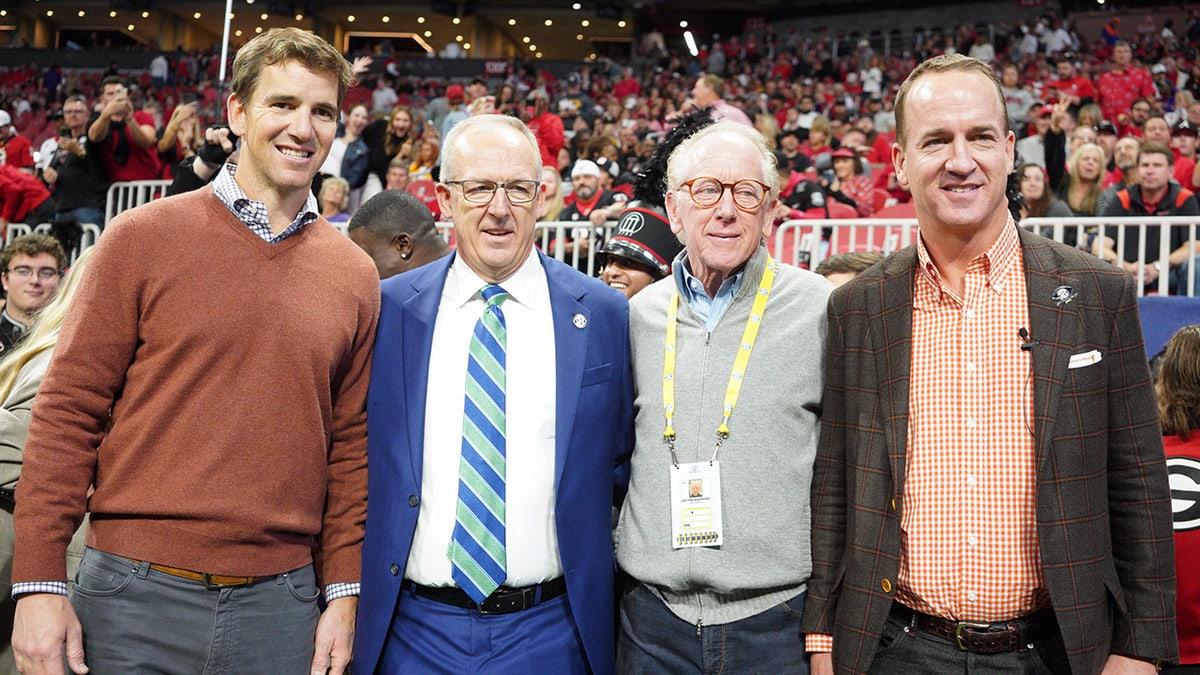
[802,54,1177,674]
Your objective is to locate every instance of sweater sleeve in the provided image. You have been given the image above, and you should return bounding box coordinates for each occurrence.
[12,218,143,582]
[318,267,379,585]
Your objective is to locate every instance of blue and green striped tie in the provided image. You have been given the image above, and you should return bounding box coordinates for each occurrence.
[449,284,509,603]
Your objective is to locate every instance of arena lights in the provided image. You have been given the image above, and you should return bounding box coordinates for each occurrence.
[382,16,390,22]
[193,11,201,18]
[260,13,268,20]
[455,35,463,42]
[680,20,688,28]
[141,10,149,18]
[78,10,86,17]
[617,20,626,28]
[452,17,461,24]
[576,34,583,40]
[545,19,553,26]
[45,10,53,17]
[581,19,589,27]
[572,2,581,8]
[347,14,355,21]
[684,31,698,57]
[463,42,471,50]
[109,10,117,17]
[417,16,425,23]
[508,18,516,25]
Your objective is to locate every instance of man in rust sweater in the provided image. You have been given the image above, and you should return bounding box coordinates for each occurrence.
[9,28,379,675]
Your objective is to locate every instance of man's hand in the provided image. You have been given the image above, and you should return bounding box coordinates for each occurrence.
[42,167,58,185]
[1100,654,1157,674]
[12,593,88,675]
[589,206,613,226]
[810,652,833,675]
[310,595,356,675]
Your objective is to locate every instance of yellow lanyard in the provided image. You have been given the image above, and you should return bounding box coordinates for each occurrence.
[663,257,777,466]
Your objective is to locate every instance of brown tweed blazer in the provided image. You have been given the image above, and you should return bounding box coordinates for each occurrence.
[801,227,1178,674]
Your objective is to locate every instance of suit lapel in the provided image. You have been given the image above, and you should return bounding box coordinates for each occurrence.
[1020,230,1082,461]
[401,253,455,486]
[543,252,589,491]
[874,248,917,493]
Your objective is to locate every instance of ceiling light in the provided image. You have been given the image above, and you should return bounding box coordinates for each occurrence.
[295,13,303,20]
[78,10,86,17]
[424,30,432,37]
[618,20,626,28]
[255,26,263,33]
[455,35,463,41]
[581,20,589,27]
[452,17,461,24]
[46,10,54,16]
[545,19,553,26]
[508,18,516,25]
[573,2,582,8]
[346,14,355,21]
[523,36,530,43]
[193,11,201,18]
[417,16,425,23]
[109,10,117,17]
[576,34,583,40]
[382,16,390,22]
[463,42,471,49]
[260,12,268,19]
[141,11,149,18]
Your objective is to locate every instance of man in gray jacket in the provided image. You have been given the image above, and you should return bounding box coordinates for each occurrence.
[615,120,831,673]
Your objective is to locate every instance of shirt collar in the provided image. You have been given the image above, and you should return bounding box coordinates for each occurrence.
[212,163,319,240]
[916,216,1021,301]
[447,247,542,309]
[673,252,745,305]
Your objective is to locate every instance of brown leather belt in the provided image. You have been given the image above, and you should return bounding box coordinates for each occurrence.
[891,603,1058,653]
[136,560,271,590]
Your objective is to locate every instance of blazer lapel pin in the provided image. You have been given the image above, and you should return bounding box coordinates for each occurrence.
[1052,285,1076,307]
[573,313,588,328]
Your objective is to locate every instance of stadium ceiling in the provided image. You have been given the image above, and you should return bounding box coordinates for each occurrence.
[7,0,968,60]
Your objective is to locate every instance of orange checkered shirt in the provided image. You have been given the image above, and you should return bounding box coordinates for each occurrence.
[807,221,1049,653]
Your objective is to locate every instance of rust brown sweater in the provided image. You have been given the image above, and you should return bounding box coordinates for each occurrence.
[13,187,379,583]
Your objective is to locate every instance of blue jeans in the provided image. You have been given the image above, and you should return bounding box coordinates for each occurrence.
[58,206,104,227]
[1175,255,1200,296]
[617,581,809,674]
[71,547,320,674]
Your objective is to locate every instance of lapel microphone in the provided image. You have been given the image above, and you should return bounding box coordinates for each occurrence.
[1018,327,1040,351]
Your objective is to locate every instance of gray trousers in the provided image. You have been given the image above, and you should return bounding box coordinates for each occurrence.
[71,547,320,675]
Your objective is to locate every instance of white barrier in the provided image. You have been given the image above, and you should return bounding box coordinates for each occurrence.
[105,179,171,225]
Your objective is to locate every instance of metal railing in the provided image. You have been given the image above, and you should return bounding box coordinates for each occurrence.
[105,180,172,225]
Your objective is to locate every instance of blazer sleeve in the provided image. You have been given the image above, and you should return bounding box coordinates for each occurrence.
[1103,273,1178,662]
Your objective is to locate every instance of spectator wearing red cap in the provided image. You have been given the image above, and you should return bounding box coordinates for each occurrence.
[0,112,34,172]
[1097,42,1157,128]
[1016,103,1054,168]
[440,84,468,140]
[1172,119,1200,191]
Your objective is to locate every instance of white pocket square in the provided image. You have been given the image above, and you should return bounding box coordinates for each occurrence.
[1068,350,1102,369]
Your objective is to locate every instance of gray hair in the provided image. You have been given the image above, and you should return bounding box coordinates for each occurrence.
[441,114,541,182]
[665,120,780,197]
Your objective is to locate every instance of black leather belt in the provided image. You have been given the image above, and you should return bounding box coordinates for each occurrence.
[891,603,1058,653]
[403,577,567,615]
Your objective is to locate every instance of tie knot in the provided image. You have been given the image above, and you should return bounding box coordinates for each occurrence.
[481,284,509,306]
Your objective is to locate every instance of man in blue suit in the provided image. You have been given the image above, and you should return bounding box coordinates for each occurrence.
[354,114,632,675]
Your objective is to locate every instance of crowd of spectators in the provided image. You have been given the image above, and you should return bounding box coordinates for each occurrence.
[2,8,1200,248]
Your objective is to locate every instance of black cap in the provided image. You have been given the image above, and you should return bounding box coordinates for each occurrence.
[1174,119,1198,136]
[593,156,620,178]
[1094,120,1118,135]
[602,201,684,278]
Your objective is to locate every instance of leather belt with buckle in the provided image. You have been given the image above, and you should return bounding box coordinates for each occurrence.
[404,577,567,615]
[135,560,271,590]
[891,603,1058,653]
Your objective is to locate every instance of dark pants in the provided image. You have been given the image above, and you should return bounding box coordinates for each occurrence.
[617,581,809,674]
[71,547,320,674]
[866,608,1071,674]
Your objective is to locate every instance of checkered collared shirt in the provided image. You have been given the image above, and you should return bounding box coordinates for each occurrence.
[212,162,319,243]
[899,220,1048,623]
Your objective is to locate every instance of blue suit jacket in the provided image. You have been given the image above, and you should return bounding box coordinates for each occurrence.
[354,250,633,675]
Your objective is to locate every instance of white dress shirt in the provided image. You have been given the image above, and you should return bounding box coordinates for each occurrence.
[405,251,562,587]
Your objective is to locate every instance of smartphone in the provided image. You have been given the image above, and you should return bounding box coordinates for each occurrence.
[59,126,73,139]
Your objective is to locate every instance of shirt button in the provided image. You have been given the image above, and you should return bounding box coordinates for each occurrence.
[408,494,420,507]
[967,535,978,546]
[967,475,976,487]
[966,417,976,429]
[967,591,977,601]
[965,362,976,373]
[390,563,400,576]
[964,308,976,319]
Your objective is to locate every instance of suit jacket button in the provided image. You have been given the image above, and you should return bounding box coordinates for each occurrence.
[390,563,400,576]
[881,579,893,593]
[408,494,420,507]
[891,497,898,512]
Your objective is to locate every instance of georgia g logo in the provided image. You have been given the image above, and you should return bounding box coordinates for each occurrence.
[617,211,645,237]
[1168,456,1200,531]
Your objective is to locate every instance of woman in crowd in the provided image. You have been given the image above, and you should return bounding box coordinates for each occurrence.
[408,138,439,183]
[361,106,415,204]
[0,250,91,672]
[320,103,370,212]
[1156,325,1200,673]
[1017,163,1073,222]
[825,147,876,217]
[799,116,834,169]
[1060,143,1106,217]
[318,177,352,224]
[540,165,565,222]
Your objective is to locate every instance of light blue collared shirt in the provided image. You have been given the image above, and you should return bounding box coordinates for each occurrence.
[673,254,745,332]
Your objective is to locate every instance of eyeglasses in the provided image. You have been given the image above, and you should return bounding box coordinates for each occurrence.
[6,266,61,281]
[679,177,771,210]
[444,179,541,204]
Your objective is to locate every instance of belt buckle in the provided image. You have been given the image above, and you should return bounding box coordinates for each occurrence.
[477,586,533,615]
[202,573,248,590]
[954,621,992,652]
